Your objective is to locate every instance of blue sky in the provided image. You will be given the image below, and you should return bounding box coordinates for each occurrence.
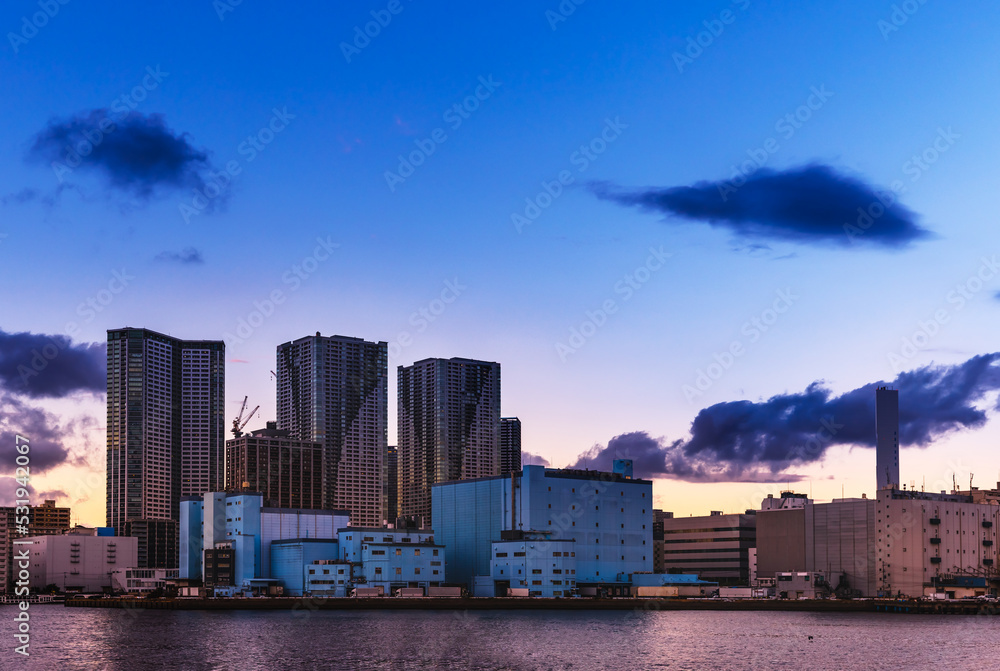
[3,0,1000,523]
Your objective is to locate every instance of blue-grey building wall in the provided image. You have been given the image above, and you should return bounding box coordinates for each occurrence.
[179,497,203,579]
[271,540,339,595]
[433,466,653,589]
[432,476,506,588]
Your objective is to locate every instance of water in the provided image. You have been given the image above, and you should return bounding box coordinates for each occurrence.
[6,606,999,670]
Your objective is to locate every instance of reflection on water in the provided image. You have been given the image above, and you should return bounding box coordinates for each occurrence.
[13,605,1000,670]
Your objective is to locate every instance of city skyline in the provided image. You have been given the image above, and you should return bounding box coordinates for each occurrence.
[3,1,1000,530]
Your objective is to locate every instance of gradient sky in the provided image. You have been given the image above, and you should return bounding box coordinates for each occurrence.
[3,0,1000,526]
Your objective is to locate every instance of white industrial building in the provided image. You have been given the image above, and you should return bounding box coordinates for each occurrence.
[23,534,138,593]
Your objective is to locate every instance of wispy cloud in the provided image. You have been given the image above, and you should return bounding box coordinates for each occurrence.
[154,247,204,265]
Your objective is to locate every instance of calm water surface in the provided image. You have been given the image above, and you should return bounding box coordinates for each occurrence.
[6,605,999,670]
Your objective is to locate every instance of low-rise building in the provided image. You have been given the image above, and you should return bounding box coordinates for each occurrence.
[490,531,576,597]
[23,533,138,593]
[111,567,179,593]
[339,527,445,594]
[179,491,349,589]
[661,511,756,585]
[432,462,653,594]
[270,539,340,596]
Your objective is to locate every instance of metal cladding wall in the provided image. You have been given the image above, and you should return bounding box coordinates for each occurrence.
[431,477,506,588]
[812,500,876,596]
[270,540,339,595]
[756,508,808,579]
[757,499,877,596]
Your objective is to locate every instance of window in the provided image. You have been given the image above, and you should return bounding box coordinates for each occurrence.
[375,567,382,575]
[415,568,421,575]
[496,552,508,557]
[396,549,402,556]
[395,568,402,575]
[414,549,420,556]
[433,549,439,556]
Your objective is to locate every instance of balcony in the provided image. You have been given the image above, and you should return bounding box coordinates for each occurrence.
[929,517,941,525]
[930,557,942,564]
[983,520,993,529]
[985,559,995,566]
[930,537,941,545]
[983,539,994,547]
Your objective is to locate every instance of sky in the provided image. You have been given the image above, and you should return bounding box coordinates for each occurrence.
[2,0,1000,526]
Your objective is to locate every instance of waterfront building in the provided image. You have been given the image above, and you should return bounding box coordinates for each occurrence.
[398,357,501,525]
[276,333,388,526]
[179,491,349,588]
[490,531,575,597]
[661,511,757,585]
[500,417,521,475]
[756,495,877,597]
[876,487,1000,598]
[270,539,341,596]
[338,527,445,594]
[269,528,446,596]
[0,501,72,593]
[432,463,652,594]
[23,532,138,593]
[110,567,179,594]
[651,510,672,573]
[106,327,225,567]
[225,422,324,509]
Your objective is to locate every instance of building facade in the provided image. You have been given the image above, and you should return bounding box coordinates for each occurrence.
[876,487,1000,597]
[756,495,879,597]
[0,501,72,593]
[398,357,501,525]
[339,527,445,594]
[499,417,521,475]
[490,532,575,597]
[661,511,757,585]
[432,464,653,591]
[276,333,388,527]
[23,533,138,593]
[387,446,398,522]
[225,422,323,509]
[106,327,225,566]
[179,491,349,586]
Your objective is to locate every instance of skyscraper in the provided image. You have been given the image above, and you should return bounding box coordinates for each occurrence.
[106,327,225,566]
[500,417,521,475]
[276,333,388,527]
[875,386,899,490]
[397,357,500,524]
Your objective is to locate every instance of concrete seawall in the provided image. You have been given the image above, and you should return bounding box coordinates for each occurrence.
[63,597,1000,615]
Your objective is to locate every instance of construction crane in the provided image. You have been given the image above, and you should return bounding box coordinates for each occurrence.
[232,395,260,438]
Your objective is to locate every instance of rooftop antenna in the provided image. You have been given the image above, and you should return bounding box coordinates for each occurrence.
[922,476,925,493]
[970,473,974,490]
[953,474,957,494]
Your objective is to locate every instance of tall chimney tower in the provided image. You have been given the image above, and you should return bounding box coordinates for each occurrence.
[875,386,899,490]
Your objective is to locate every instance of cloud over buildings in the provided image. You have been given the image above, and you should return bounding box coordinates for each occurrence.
[570,353,1000,482]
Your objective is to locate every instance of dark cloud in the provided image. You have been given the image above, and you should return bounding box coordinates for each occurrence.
[0,395,72,472]
[155,247,204,264]
[27,110,221,205]
[569,353,1000,482]
[590,164,930,248]
[0,328,105,398]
